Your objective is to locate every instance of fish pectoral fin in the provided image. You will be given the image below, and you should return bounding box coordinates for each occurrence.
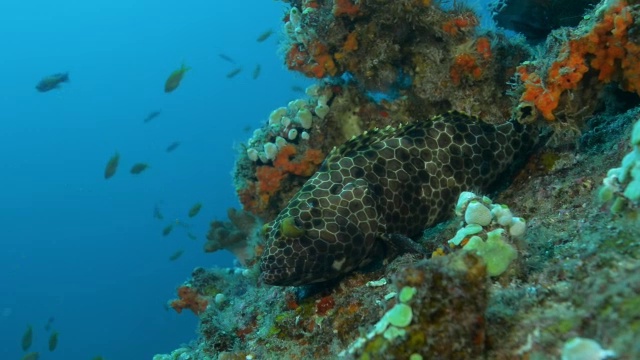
[382,233,429,258]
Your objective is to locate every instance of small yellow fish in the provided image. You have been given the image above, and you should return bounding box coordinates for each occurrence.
[252,64,261,80]
[164,63,191,93]
[162,224,173,236]
[104,152,120,179]
[256,29,274,42]
[226,67,242,79]
[48,330,59,351]
[22,352,39,360]
[188,202,202,218]
[169,249,185,261]
[22,325,33,351]
[130,163,150,175]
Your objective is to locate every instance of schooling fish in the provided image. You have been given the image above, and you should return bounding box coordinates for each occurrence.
[143,110,161,123]
[226,67,242,79]
[164,63,191,93]
[218,53,235,63]
[44,316,54,332]
[130,163,150,175]
[259,112,538,286]
[162,224,174,236]
[48,331,59,351]
[21,325,33,351]
[36,73,69,92]
[22,352,39,360]
[256,29,274,42]
[169,249,185,261]
[166,141,181,153]
[104,152,120,179]
[153,204,164,220]
[252,64,261,80]
[188,202,202,218]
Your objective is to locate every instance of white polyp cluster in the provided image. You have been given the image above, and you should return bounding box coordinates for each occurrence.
[599,117,640,213]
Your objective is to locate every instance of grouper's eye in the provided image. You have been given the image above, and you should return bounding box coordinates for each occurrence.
[280,216,305,238]
[261,223,272,238]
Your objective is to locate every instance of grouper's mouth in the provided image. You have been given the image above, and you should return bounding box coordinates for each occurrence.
[259,263,329,286]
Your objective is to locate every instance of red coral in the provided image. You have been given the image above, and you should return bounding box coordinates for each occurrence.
[315,295,336,316]
[170,286,208,315]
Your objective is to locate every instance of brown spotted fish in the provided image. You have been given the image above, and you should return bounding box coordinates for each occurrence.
[259,112,537,286]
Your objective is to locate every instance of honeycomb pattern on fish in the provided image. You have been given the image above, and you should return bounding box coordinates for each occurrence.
[260,111,537,286]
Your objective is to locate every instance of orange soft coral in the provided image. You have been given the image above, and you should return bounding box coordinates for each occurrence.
[450,53,482,85]
[247,145,325,214]
[286,42,337,78]
[170,286,208,315]
[442,13,478,36]
[333,0,360,18]
[519,0,638,121]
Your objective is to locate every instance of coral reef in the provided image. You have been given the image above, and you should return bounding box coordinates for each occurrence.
[165,0,640,359]
[515,0,640,127]
[204,208,262,266]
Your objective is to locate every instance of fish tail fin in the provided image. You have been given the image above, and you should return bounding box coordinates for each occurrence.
[181,62,192,72]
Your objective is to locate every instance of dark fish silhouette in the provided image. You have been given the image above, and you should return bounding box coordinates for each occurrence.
[36,73,69,92]
[169,249,184,261]
[44,316,54,332]
[104,152,120,179]
[218,53,235,63]
[162,224,173,236]
[153,204,164,220]
[252,64,261,80]
[165,64,191,93]
[256,29,274,42]
[165,141,181,153]
[143,110,161,123]
[22,352,39,360]
[226,68,242,79]
[291,85,305,93]
[21,325,33,351]
[48,331,59,351]
[130,163,150,175]
[188,202,202,218]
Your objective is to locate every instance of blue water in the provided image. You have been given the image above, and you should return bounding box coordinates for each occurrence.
[0,1,309,358]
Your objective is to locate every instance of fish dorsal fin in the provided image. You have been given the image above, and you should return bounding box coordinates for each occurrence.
[393,110,479,137]
[324,124,399,164]
[322,111,481,167]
